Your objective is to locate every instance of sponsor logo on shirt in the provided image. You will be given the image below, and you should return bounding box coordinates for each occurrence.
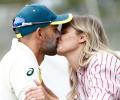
[26,68,34,76]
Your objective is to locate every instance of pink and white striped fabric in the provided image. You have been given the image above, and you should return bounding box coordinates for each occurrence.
[77,51,120,100]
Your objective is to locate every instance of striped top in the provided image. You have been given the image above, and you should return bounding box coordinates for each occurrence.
[77,51,120,100]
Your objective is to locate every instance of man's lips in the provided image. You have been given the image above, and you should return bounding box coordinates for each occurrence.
[57,38,62,45]
[58,40,62,45]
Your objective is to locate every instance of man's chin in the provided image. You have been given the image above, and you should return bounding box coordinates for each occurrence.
[46,50,57,56]
[47,53,57,56]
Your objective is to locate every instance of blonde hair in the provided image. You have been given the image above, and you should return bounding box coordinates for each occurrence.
[65,15,119,100]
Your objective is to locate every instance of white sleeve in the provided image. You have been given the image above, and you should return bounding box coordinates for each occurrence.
[9,60,39,100]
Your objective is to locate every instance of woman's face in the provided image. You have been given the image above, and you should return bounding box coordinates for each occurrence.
[57,26,80,55]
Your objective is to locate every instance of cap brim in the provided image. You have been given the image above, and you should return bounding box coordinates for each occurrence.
[50,13,72,25]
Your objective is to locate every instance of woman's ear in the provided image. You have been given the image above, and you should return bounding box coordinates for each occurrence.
[79,33,87,43]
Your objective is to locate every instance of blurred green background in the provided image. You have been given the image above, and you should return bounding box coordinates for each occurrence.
[0,0,120,59]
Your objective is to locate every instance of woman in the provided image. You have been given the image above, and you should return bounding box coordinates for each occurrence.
[57,15,120,100]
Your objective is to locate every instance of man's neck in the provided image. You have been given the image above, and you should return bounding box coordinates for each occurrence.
[34,51,44,65]
[19,38,44,65]
[26,44,45,65]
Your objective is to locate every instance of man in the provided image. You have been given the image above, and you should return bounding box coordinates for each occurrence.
[0,3,72,100]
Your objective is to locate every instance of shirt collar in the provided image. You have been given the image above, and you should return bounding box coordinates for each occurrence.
[11,38,38,64]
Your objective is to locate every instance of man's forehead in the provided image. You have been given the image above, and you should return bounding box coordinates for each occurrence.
[49,25,58,28]
[46,25,62,31]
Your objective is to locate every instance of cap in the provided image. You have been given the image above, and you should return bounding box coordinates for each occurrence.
[12,3,73,38]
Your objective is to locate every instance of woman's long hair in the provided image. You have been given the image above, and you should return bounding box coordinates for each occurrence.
[65,15,119,100]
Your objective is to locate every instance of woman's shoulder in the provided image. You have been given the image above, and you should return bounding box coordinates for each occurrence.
[92,51,115,60]
[90,51,120,67]
[88,51,120,75]
[89,51,113,66]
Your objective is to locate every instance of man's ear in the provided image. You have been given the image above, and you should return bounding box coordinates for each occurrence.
[35,28,42,39]
[79,33,87,43]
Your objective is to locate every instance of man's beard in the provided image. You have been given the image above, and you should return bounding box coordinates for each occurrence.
[45,47,57,55]
[43,42,57,56]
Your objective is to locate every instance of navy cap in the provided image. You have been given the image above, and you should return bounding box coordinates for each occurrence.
[12,4,73,38]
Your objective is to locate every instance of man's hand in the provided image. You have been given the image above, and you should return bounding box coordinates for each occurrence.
[25,80,59,100]
[25,80,47,100]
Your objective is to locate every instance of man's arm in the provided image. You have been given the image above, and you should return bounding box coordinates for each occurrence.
[9,59,40,100]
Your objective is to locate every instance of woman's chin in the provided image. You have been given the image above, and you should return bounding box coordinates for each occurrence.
[57,48,64,55]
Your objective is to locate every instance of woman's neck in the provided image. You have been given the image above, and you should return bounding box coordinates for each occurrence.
[65,48,81,71]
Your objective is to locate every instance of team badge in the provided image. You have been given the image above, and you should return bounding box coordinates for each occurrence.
[26,68,34,76]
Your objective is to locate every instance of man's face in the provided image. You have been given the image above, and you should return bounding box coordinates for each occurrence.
[40,25,61,55]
